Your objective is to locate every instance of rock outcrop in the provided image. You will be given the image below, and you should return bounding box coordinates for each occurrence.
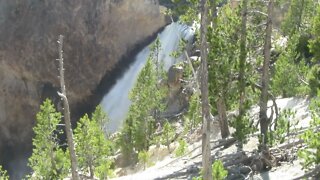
[0,0,166,177]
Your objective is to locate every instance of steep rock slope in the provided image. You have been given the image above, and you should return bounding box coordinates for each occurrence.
[0,0,165,175]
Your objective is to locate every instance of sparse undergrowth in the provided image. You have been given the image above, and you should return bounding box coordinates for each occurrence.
[298,93,320,170]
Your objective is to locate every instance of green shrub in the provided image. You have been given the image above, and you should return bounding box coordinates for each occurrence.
[268,109,297,146]
[191,160,228,180]
[175,139,187,157]
[138,150,151,170]
[212,160,228,180]
[161,120,175,151]
[230,113,254,148]
[184,93,202,133]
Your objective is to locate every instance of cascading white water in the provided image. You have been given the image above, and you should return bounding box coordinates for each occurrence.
[101,22,194,133]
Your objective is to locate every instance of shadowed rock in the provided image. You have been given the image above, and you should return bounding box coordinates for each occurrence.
[0,0,166,178]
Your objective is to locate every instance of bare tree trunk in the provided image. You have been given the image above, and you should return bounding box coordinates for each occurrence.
[259,0,273,149]
[57,35,80,180]
[239,0,248,117]
[217,96,230,138]
[200,0,212,179]
[89,162,94,179]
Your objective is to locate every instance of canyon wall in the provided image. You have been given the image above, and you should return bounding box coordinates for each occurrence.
[0,0,166,176]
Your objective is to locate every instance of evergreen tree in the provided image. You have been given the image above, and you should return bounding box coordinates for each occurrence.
[271,34,309,97]
[282,0,317,36]
[309,4,320,64]
[28,99,70,179]
[138,150,151,170]
[119,54,167,160]
[238,0,248,119]
[185,93,202,133]
[161,120,175,151]
[92,105,110,137]
[208,3,241,138]
[74,107,113,179]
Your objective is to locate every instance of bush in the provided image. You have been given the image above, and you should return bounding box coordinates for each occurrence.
[230,113,254,148]
[184,93,201,133]
[138,150,151,170]
[191,160,228,180]
[175,139,187,157]
[268,109,297,146]
[161,120,175,151]
[212,160,228,180]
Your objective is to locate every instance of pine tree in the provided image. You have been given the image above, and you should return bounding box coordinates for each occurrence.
[28,99,70,179]
[282,0,317,36]
[185,93,202,133]
[309,4,320,63]
[119,55,167,160]
[208,3,241,139]
[238,0,248,116]
[161,120,175,151]
[74,107,113,179]
[92,105,110,136]
[271,34,309,97]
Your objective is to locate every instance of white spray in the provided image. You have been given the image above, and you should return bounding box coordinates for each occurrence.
[101,22,194,133]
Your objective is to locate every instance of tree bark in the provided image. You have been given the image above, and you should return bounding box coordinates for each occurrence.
[57,35,80,180]
[217,96,230,138]
[259,0,273,149]
[200,0,212,179]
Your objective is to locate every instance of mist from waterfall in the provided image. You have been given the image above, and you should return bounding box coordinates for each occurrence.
[101,22,194,133]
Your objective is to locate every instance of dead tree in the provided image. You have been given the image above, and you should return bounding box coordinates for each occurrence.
[259,0,274,149]
[57,35,80,180]
[200,0,212,179]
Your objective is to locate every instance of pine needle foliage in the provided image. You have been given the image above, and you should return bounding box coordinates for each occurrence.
[119,54,167,160]
[212,160,228,180]
[161,120,176,151]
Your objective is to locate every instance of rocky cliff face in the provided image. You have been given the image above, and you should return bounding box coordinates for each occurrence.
[0,0,165,176]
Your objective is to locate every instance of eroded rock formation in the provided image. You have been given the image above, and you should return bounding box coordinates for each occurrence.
[0,0,166,177]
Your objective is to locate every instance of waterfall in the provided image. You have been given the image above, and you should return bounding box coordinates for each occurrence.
[101,22,194,133]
